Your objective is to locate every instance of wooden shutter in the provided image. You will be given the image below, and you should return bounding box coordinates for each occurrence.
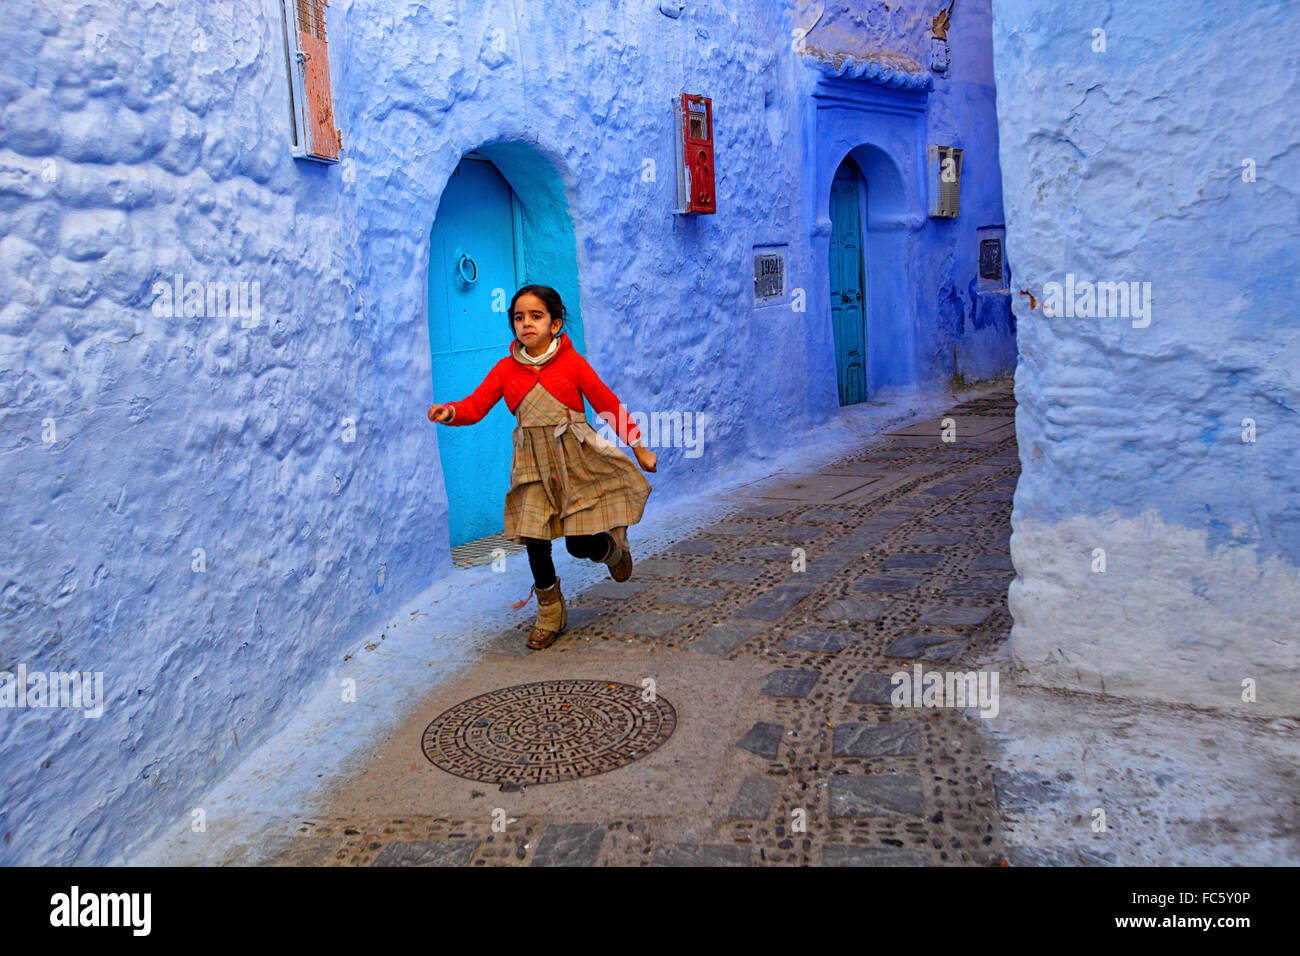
[284,0,341,161]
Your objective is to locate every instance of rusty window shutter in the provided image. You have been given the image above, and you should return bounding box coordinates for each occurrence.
[282,0,341,162]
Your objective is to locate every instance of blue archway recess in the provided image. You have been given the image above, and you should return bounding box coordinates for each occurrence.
[811,69,927,403]
[427,142,588,549]
[844,141,912,391]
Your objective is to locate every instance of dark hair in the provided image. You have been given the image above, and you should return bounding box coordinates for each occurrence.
[507,284,566,336]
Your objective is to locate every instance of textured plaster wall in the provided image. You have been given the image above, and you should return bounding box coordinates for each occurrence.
[991,0,1300,715]
[0,0,1011,864]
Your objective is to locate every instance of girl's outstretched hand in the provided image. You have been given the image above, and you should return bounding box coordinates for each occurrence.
[428,404,453,424]
[634,445,657,473]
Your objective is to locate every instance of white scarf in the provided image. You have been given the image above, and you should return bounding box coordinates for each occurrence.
[514,334,560,365]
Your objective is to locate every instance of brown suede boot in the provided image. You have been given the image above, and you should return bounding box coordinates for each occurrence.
[527,576,567,649]
[602,527,633,582]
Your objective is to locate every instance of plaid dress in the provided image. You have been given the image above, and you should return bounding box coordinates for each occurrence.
[503,381,652,544]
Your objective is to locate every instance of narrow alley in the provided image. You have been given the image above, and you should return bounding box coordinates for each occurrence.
[269,384,1018,866]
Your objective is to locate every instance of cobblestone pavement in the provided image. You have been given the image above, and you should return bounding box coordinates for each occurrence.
[269,383,1019,866]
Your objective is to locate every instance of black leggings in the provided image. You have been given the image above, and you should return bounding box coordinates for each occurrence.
[524,533,613,589]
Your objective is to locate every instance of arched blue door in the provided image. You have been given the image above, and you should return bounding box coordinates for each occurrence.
[830,157,868,405]
[429,156,520,547]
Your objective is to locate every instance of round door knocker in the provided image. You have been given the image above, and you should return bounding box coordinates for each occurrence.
[456,251,478,285]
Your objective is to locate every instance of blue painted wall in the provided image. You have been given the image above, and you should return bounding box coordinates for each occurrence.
[993,0,1300,713]
[0,0,1013,862]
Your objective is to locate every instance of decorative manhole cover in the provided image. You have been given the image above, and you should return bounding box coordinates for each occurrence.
[421,679,677,788]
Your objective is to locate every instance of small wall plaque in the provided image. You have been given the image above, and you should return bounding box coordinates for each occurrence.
[754,250,786,303]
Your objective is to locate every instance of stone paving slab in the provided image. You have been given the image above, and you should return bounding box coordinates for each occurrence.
[650,843,753,866]
[860,449,914,460]
[754,474,882,502]
[783,553,855,584]
[817,598,893,621]
[780,627,854,653]
[700,564,766,583]
[831,722,922,756]
[828,774,926,817]
[531,823,606,867]
[724,776,781,820]
[737,721,785,760]
[852,574,923,593]
[635,557,689,578]
[848,673,900,705]
[915,606,995,630]
[905,531,966,547]
[371,839,479,867]
[883,553,943,570]
[736,545,794,560]
[943,575,1011,597]
[875,508,920,524]
[927,514,984,529]
[802,508,856,523]
[884,634,965,660]
[735,585,815,621]
[927,480,977,494]
[827,530,892,554]
[761,668,821,698]
[688,620,767,654]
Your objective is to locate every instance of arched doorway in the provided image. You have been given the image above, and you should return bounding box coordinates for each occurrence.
[826,143,913,402]
[427,143,586,554]
[830,155,867,405]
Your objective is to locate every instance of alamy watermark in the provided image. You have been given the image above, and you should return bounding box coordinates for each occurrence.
[1040,273,1151,328]
[150,273,261,328]
[891,664,999,718]
[591,407,708,459]
[1,664,104,718]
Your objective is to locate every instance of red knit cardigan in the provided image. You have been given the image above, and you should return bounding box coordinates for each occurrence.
[444,334,643,445]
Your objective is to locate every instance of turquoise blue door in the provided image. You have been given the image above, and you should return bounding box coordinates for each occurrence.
[429,157,520,547]
[830,158,868,405]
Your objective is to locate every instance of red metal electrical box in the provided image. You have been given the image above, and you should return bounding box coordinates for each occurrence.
[673,93,715,214]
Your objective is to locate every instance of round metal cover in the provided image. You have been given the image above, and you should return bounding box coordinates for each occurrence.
[421,679,677,787]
